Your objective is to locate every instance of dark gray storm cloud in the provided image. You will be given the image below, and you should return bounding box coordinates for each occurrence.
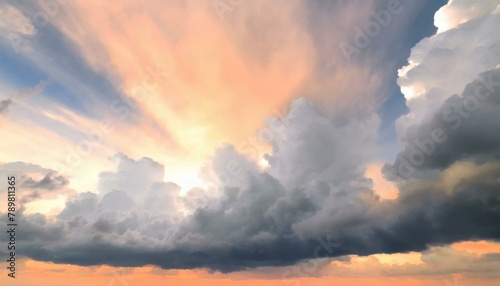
[384,68,500,180]
[4,159,500,272]
[0,162,73,204]
[1,91,499,272]
[22,172,69,190]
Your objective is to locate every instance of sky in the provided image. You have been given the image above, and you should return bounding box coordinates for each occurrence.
[0,0,500,285]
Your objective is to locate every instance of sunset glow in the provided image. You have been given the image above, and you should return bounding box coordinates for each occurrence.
[0,0,499,285]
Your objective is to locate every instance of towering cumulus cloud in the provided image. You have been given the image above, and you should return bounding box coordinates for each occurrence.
[0,0,498,275]
[386,0,500,178]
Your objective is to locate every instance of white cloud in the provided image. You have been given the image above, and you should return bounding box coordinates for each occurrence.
[266,98,380,189]
[97,153,166,203]
[435,0,500,33]
[396,0,500,137]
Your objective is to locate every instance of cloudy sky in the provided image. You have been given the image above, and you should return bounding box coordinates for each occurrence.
[1,0,500,285]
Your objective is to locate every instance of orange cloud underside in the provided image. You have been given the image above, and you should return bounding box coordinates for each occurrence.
[452,240,500,255]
